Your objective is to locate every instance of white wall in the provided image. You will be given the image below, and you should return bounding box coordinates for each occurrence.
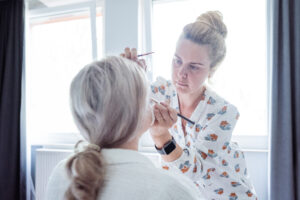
[104,0,139,55]
[244,151,268,200]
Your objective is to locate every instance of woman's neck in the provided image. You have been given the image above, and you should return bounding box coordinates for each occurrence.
[117,136,140,151]
[178,86,205,116]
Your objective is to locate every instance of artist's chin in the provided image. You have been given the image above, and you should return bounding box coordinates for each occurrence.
[175,83,190,94]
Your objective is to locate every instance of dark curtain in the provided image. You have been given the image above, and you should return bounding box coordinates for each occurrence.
[0,0,25,199]
[271,0,300,199]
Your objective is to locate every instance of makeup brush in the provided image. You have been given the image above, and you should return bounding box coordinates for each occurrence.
[137,52,155,57]
[150,98,195,125]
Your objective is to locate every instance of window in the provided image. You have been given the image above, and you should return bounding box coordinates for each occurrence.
[151,0,268,141]
[26,1,103,145]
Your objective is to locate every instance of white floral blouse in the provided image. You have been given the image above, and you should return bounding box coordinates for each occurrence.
[150,77,257,200]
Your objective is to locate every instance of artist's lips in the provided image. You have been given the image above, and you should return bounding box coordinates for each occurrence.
[176,81,188,87]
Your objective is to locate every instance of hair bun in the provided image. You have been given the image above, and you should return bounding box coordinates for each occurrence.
[196,11,227,38]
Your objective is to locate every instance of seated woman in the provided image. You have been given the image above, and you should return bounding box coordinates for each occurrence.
[45,56,201,200]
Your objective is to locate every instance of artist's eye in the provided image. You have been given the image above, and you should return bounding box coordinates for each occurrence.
[189,65,199,71]
[173,57,182,66]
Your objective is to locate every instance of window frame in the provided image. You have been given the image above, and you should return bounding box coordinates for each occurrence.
[26,0,103,146]
[28,1,102,60]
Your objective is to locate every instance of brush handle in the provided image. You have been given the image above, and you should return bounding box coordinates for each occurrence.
[150,98,195,125]
[137,52,154,57]
[177,113,195,125]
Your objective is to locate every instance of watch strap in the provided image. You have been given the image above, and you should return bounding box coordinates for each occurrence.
[155,136,177,155]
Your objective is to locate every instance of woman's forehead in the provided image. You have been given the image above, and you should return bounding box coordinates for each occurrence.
[175,39,211,65]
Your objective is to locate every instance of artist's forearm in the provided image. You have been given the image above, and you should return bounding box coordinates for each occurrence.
[151,129,183,162]
[151,132,172,148]
[161,143,183,162]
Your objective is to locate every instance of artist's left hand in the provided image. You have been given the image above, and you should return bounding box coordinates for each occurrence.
[120,47,147,71]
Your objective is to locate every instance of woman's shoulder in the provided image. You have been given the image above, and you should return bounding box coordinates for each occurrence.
[103,150,200,200]
[45,158,71,200]
[151,77,173,93]
[151,168,201,200]
[46,152,200,200]
[204,85,238,113]
[101,150,200,200]
[150,76,175,102]
[47,157,70,183]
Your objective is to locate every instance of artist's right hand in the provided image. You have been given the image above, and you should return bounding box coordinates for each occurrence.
[120,47,147,71]
[152,102,177,129]
[149,102,177,138]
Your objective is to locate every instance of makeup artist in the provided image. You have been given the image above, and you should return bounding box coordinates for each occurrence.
[122,11,257,200]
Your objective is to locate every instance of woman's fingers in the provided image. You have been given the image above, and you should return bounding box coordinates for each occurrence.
[154,104,167,119]
[125,47,131,58]
[170,110,178,123]
[158,107,170,122]
[131,48,137,60]
[162,106,176,123]
[160,102,177,122]
[154,107,164,123]
[153,103,177,128]
[121,47,148,71]
[167,107,177,122]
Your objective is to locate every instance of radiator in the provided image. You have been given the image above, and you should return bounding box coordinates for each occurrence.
[35,149,73,200]
[35,148,161,200]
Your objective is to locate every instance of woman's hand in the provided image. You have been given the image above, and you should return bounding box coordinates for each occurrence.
[120,47,147,71]
[149,102,181,153]
[150,102,178,138]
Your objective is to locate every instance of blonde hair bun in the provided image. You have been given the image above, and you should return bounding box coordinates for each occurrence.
[196,11,227,38]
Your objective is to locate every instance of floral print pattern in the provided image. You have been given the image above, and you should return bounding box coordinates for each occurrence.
[150,77,257,200]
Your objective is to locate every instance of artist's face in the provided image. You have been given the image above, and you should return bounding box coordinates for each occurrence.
[172,38,211,96]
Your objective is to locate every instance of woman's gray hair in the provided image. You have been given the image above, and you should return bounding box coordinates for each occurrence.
[66,56,149,200]
[70,56,149,148]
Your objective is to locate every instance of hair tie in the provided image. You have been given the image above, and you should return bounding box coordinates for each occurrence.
[74,140,84,153]
[87,143,101,152]
[74,140,101,153]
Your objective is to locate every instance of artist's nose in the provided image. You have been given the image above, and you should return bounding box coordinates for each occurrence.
[178,65,188,79]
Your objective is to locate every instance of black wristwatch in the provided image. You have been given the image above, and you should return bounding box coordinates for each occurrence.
[155,136,177,155]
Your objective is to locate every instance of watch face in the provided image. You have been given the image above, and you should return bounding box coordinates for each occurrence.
[155,137,177,155]
[164,141,176,155]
